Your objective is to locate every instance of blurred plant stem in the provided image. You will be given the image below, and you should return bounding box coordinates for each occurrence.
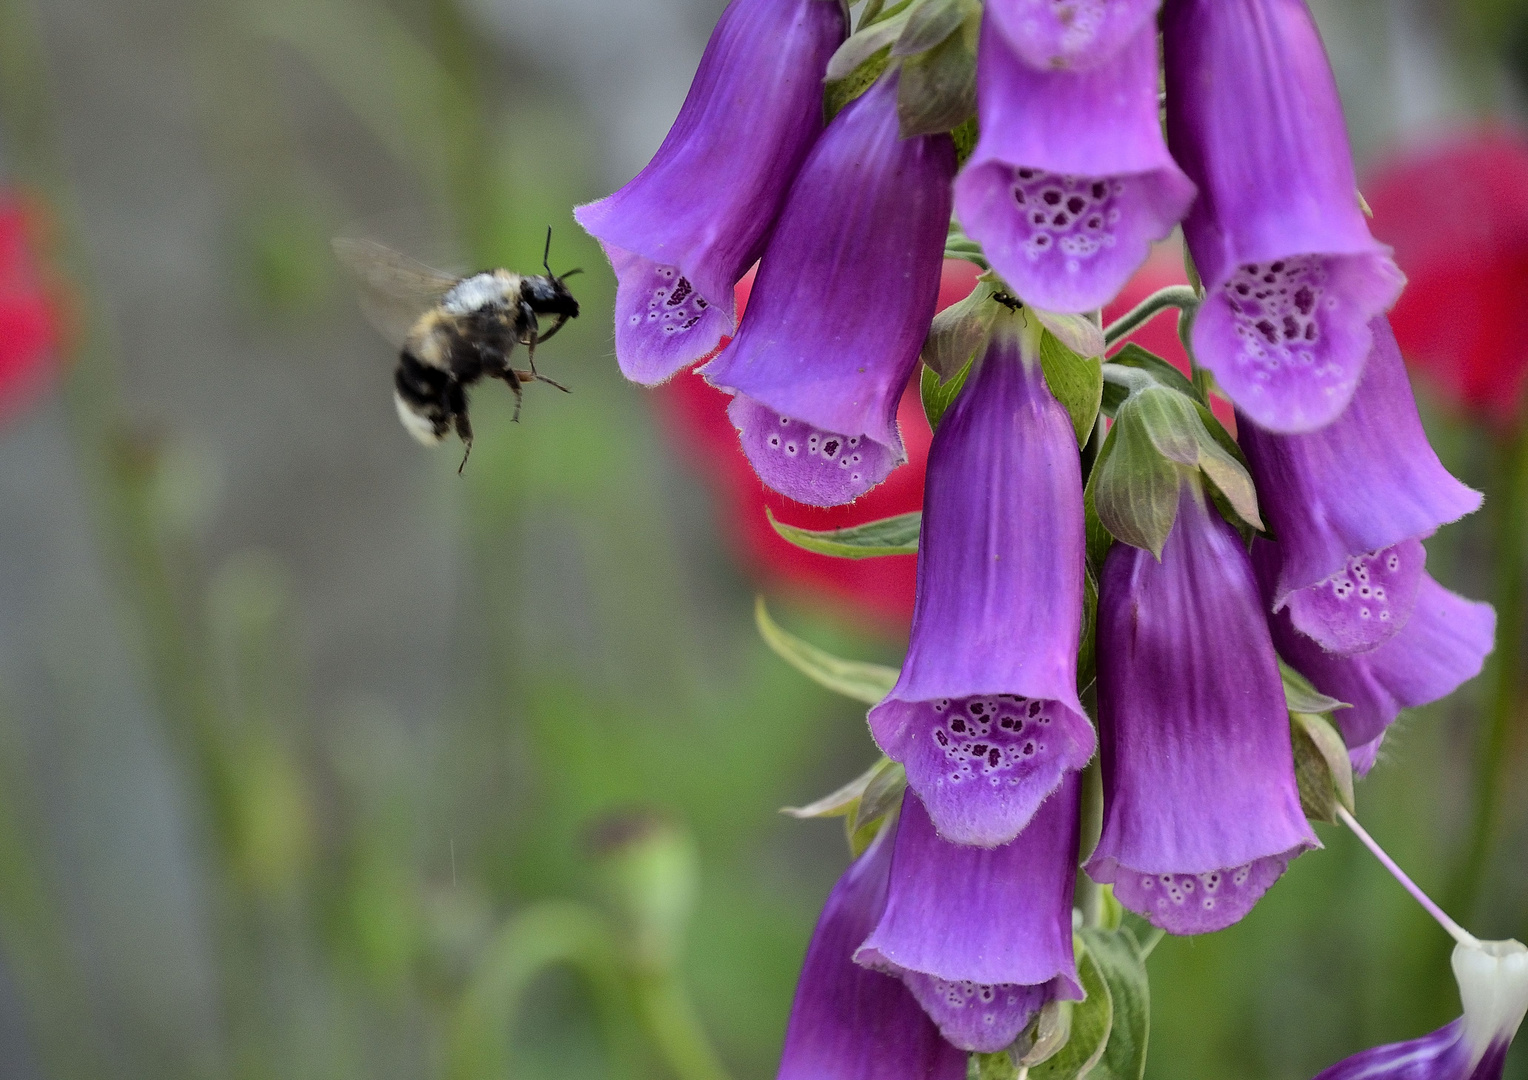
[1450,425,1528,925]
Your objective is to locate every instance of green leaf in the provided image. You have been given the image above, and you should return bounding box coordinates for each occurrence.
[1039,330,1105,447]
[1090,405,1182,560]
[923,280,998,381]
[1030,947,1113,1080]
[969,1052,1023,1080]
[767,508,921,558]
[1279,657,1350,715]
[1079,928,1150,1080]
[897,13,978,136]
[1077,565,1098,694]
[1291,710,1356,825]
[922,355,974,432]
[781,756,888,818]
[754,597,898,705]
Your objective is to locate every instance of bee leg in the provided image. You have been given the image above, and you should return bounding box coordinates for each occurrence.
[519,303,542,376]
[534,313,570,346]
[511,368,570,394]
[505,367,525,422]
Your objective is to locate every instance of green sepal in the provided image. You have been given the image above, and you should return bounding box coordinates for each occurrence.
[754,596,898,704]
[1090,406,1183,560]
[951,114,979,167]
[1029,945,1113,1080]
[1033,309,1105,360]
[922,355,974,431]
[1016,999,1074,1068]
[1039,330,1105,447]
[923,279,999,381]
[767,507,921,558]
[969,1051,1023,1080]
[1100,343,1199,416]
[781,756,889,819]
[1278,657,1350,716]
[1077,565,1099,695]
[845,758,907,855]
[1078,927,1150,1080]
[1083,430,1115,573]
[895,0,979,136]
[1291,710,1357,824]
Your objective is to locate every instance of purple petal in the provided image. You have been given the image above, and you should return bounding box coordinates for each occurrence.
[703,73,955,506]
[1238,319,1482,644]
[1348,733,1384,778]
[956,15,1194,313]
[868,326,1094,847]
[1087,481,1317,935]
[1281,539,1426,656]
[607,247,734,384]
[1312,1019,1476,1080]
[855,784,1083,1052]
[726,398,901,507]
[1261,545,1496,752]
[777,824,967,1080]
[1164,0,1405,432]
[987,0,1162,71]
[575,0,845,385]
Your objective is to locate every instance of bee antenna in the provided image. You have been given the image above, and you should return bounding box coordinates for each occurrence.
[543,226,553,276]
[559,267,584,280]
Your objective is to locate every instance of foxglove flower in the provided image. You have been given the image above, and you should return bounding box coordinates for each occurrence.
[868,315,1094,847]
[854,784,1083,1053]
[777,821,967,1080]
[955,13,1195,314]
[1257,540,1496,776]
[1310,939,1528,1080]
[987,0,1161,71]
[575,0,844,386]
[1087,478,1318,935]
[1238,320,1482,655]
[1164,0,1406,433]
[704,73,955,507]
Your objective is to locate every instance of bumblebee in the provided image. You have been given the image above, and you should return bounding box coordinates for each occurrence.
[334,231,581,468]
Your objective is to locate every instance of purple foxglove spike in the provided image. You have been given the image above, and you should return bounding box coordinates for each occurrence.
[854,784,1084,1053]
[1257,539,1496,755]
[987,0,1162,71]
[702,73,955,506]
[1087,479,1318,935]
[1239,320,1482,655]
[574,0,845,386]
[868,317,1094,847]
[1310,940,1527,1080]
[777,821,968,1080]
[1163,0,1406,432]
[955,15,1195,314]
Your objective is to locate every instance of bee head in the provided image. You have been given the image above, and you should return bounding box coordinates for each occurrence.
[524,273,581,319]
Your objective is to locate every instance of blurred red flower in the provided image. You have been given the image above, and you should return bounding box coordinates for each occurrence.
[0,195,60,416]
[1366,127,1528,428]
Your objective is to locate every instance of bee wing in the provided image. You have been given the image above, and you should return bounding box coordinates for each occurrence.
[332,237,460,348]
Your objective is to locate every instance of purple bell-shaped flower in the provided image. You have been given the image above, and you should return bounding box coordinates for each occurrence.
[575,0,845,386]
[1164,0,1405,433]
[1086,476,1318,934]
[868,311,1094,847]
[956,12,1195,314]
[1309,940,1527,1080]
[854,783,1083,1053]
[986,0,1162,71]
[703,72,955,506]
[1238,320,1482,656]
[776,820,967,1080]
[1256,539,1496,777]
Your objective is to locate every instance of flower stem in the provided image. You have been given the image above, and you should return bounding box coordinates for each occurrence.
[1103,286,1200,347]
[1336,805,1481,949]
[1448,426,1528,922]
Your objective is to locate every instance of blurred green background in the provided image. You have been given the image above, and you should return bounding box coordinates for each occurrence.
[0,0,1524,1078]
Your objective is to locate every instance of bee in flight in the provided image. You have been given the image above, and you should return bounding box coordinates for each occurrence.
[333,230,581,470]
